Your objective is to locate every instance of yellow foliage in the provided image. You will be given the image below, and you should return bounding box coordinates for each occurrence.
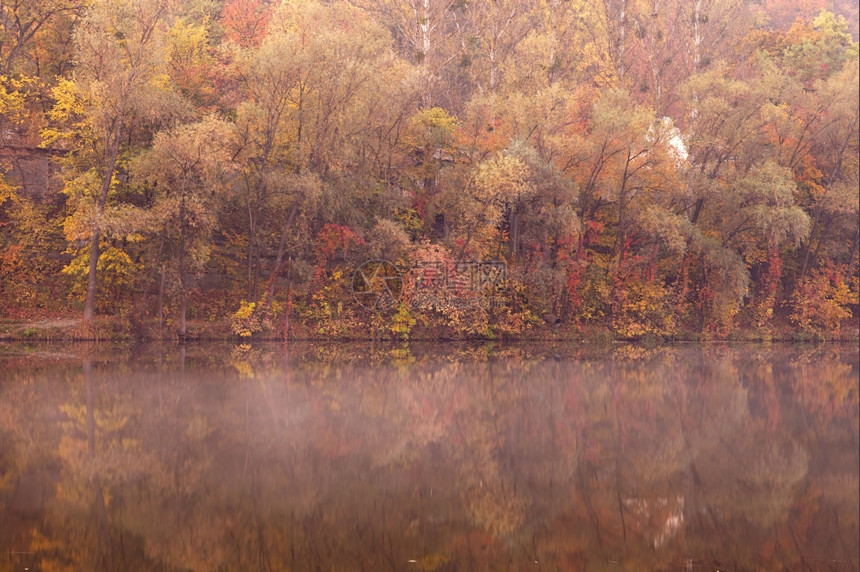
[231,300,262,337]
[390,302,417,340]
[61,245,140,307]
[0,169,18,206]
[0,76,28,125]
[611,270,676,338]
[412,107,458,132]
[42,78,89,148]
[790,267,855,332]
[169,18,211,67]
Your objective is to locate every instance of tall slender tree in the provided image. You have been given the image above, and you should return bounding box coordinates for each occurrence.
[44,0,176,321]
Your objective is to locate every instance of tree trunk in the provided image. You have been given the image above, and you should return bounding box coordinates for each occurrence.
[178,281,188,343]
[697,254,707,332]
[157,267,166,331]
[247,173,270,304]
[85,357,95,455]
[263,202,301,316]
[612,149,632,268]
[799,201,823,281]
[284,266,292,341]
[846,228,859,279]
[247,203,256,301]
[507,207,520,261]
[692,0,702,73]
[178,192,188,342]
[617,0,628,81]
[83,231,100,321]
[809,215,831,272]
[84,355,114,569]
[83,135,122,321]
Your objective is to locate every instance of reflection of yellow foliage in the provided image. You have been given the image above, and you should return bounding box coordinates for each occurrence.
[230,343,259,378]
[467,484,526,537]
[612,345,658,361]
[186,415,211,441]
[95,409,129,432]
[388,344,415,368]
[793,361,858,416]
[59,403,86,425]
[743,440,809,529]
[30,528,82,572]
[58,434,87,466]
[232,360,254,378]
[5,342,858,570]
[414,552,450,571]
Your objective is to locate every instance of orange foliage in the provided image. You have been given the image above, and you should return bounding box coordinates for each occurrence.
[220,0,273,48]
[789,263,856,332]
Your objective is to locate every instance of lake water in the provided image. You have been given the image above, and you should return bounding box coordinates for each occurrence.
[0,342,857,571]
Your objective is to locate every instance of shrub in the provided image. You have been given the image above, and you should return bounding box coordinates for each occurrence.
[230,300,262,337]
[789,265,855,333]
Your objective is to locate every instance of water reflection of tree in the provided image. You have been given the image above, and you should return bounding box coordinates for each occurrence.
[0,343,857,570]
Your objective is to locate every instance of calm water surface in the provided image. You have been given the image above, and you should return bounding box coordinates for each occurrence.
[0,342,857,571]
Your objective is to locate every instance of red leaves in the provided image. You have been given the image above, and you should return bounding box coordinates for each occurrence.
[220,0,273,48]
[315,223,365,264]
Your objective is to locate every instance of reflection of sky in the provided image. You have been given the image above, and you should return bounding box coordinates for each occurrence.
[0,343,857,571]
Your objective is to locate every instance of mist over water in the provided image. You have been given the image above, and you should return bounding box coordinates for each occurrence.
[1,342,857,570]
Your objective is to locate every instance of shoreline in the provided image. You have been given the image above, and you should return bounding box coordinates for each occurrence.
[2,316,857,344]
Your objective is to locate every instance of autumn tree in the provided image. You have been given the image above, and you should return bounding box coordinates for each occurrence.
[229,0,412,306]
[166,17,219,112]
[452,149,534,259]
[133,117,235,339]
[0,0,85,75]
[220,0,273,49]
[747,11,860,328]
[673,50,817,331]
[43,0,178,321]
[349,0,461,106]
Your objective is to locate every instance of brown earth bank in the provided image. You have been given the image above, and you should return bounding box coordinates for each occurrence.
[1,315,857,343]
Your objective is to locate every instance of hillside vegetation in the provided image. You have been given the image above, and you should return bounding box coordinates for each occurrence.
[0,0,857,340]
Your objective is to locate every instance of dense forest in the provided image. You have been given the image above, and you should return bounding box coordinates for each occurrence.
[0,0,857,340]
